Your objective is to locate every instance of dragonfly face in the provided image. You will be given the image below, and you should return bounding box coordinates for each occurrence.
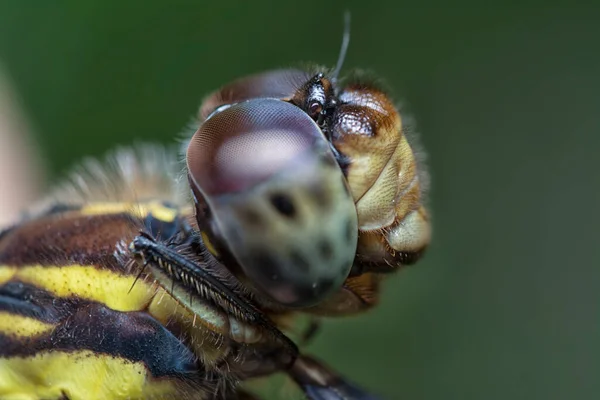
[194,68,431,313]
[0,65,429,400]
[188,98,358,308]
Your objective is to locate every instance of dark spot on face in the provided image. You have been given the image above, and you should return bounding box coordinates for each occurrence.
[294,285,317,304]
[317,278,336,295]
[269,193,296,218]
[345,217,355,244]
[318,239,333,260]
[252,251,280,281]
[294,277,336,303]
[290,249,310,273]
[308,181,331,208]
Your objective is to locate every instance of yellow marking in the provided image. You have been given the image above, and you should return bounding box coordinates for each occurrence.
[387,206,431,252]
[150,283,227,335]
[0,351,181,400]
[148,287,227,366]
[80,201,178,222]
[0,266,16,285]
[0,265,154,312]
[0,312,54,338]
[201,231,219,256]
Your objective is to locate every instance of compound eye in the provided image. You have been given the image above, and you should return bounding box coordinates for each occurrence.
[199,69,313,120]
[188,99,323,196]
[187,99,358,308]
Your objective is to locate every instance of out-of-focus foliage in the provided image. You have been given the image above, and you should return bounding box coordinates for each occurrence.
[0,2,598,399]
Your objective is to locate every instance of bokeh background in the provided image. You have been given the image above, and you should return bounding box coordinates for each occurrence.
[1,2,598,399]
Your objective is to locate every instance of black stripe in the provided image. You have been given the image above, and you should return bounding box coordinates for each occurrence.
[0,281,66,323]
[144,210,188,242]
[0,301,199,378]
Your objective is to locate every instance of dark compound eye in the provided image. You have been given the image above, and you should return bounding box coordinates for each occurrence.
[187,98,358,308]
[199,69,314,120]
[187,99,320,197]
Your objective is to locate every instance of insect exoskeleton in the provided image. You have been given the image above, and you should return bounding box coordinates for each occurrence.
[187,95,359,308]
[199,67,430,277]
[327,80,431,274]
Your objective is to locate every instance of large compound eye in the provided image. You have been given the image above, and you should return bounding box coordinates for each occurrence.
[187,99,358,308]
[199,69,313,121]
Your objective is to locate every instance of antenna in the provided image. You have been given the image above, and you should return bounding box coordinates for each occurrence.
[332,11,351,82]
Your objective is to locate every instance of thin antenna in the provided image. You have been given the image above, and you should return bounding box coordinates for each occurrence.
[332,11,351,82]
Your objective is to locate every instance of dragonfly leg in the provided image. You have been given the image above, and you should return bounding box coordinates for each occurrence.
[288,354,382,400]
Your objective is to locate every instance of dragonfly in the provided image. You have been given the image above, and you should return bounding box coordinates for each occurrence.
[0,21,430,399]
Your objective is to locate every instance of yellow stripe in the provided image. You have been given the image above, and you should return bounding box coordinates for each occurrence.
[0,312,54,339]
[80,201,178,222]
[0,265,154,312]
[200,231,219,257]
[0,351,181,400]
[0,266,16,285]
[147,287,228,366]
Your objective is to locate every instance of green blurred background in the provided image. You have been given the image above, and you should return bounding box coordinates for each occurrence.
[1,2,598,399]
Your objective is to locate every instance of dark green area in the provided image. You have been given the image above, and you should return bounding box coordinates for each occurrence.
[1,2,599,399]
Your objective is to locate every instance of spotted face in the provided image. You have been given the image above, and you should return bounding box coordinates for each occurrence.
[187,98,358,308]
[187,67,430,309]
